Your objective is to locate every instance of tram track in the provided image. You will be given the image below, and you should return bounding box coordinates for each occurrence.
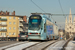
[45,40,66,50]
[42,40,58,50]
[22,40,57,50]
[45,38,72,50]
[2,41,39,50]
[0,39,71,50]
[22,42,41,50]
[0,41,28,50]
[61,38,73,50]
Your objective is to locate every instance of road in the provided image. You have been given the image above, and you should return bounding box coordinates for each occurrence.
[0,41,19,47]
[0,39,74,50]
[65,40,75,50]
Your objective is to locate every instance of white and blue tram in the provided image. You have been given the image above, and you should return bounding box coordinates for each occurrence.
[28,13,58,40]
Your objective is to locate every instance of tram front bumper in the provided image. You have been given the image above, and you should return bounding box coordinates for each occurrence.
[28,35,44,40]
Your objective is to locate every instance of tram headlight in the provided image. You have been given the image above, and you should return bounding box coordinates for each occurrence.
[38,33,40,35]
[29,33,31,34]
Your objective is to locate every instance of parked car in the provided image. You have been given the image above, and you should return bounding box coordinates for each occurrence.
[18,32,28,41]
[73,37,75,40]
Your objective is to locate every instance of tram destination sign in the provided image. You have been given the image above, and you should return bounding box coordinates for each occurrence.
[30,16,41,19]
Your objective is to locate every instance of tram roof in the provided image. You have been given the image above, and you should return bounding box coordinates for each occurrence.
[31,13,57,26]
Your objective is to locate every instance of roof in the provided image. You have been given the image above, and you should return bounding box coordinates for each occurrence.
[0,15,24,17]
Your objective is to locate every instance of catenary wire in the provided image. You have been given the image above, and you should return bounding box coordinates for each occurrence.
[31,0,46,13]
[58,0,66,18]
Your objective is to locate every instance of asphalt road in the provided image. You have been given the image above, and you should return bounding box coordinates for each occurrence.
[0,41,19,47]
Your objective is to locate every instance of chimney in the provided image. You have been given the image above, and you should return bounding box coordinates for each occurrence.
[7,12,9,15]
[6,11,8,15]
[12,11,15,15]
[3,12,6,15]
[0,11,1,15]
[1,11,3,15]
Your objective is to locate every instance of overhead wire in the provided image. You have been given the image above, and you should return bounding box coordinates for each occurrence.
[31,0,46,13]
[58,0,66,28]
[58,0,66,18]
[31,0,56,23]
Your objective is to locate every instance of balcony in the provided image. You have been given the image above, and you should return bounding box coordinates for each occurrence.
[19,19,23,22]
[1,19,7,21]
[1,24,7,26]
[19,24,23,26]
[19,29,23,32]
[0,23,2,25]
[19,19,23,21]
[0,29,7,32]
[19,18,23,23]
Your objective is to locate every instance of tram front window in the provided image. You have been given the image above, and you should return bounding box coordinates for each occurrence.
[29,19,41,30]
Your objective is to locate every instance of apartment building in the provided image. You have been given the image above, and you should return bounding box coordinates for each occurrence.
[19,16,28,33]
[0,11,24,40]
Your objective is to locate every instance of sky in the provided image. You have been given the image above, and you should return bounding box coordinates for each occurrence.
[0,0,75,29]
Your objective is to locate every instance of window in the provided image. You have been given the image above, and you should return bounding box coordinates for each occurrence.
[9,22,11,24]
[9,17,11,19]
[13,33,15,35]
[1,17,6,19]
[72,28,74,30]
[1,33,6,36]
[9,32,11,35]
[44,23,46,32]
[9,27,11,30]
[13,27,15,30]
[13,17,15,19]
[13,22,16,24]
[70,27,71,29]
[70,18,71,20]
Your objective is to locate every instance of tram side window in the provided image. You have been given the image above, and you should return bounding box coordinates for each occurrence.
[44,23,46,32]
[41,20,43,30]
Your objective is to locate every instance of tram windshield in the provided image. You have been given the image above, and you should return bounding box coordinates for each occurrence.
[28,15,42,30]
[29,19,41,30]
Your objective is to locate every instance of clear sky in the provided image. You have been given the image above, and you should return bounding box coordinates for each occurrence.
[0,0,75,29]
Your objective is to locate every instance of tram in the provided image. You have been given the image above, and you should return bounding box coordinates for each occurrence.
[28,13,58,40]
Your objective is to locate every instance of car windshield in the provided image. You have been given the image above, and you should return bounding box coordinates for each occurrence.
[73,37,75,40]
[20,32,28,35]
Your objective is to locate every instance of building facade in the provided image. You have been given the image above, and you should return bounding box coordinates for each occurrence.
[0,11,27,40]
[65,9,75,37]
[19,16,28,33]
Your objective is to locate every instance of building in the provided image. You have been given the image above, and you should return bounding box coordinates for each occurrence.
[58,29,66,39]
[65,8,75,38]
[19,16,28,33]
[0,11,27,41]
